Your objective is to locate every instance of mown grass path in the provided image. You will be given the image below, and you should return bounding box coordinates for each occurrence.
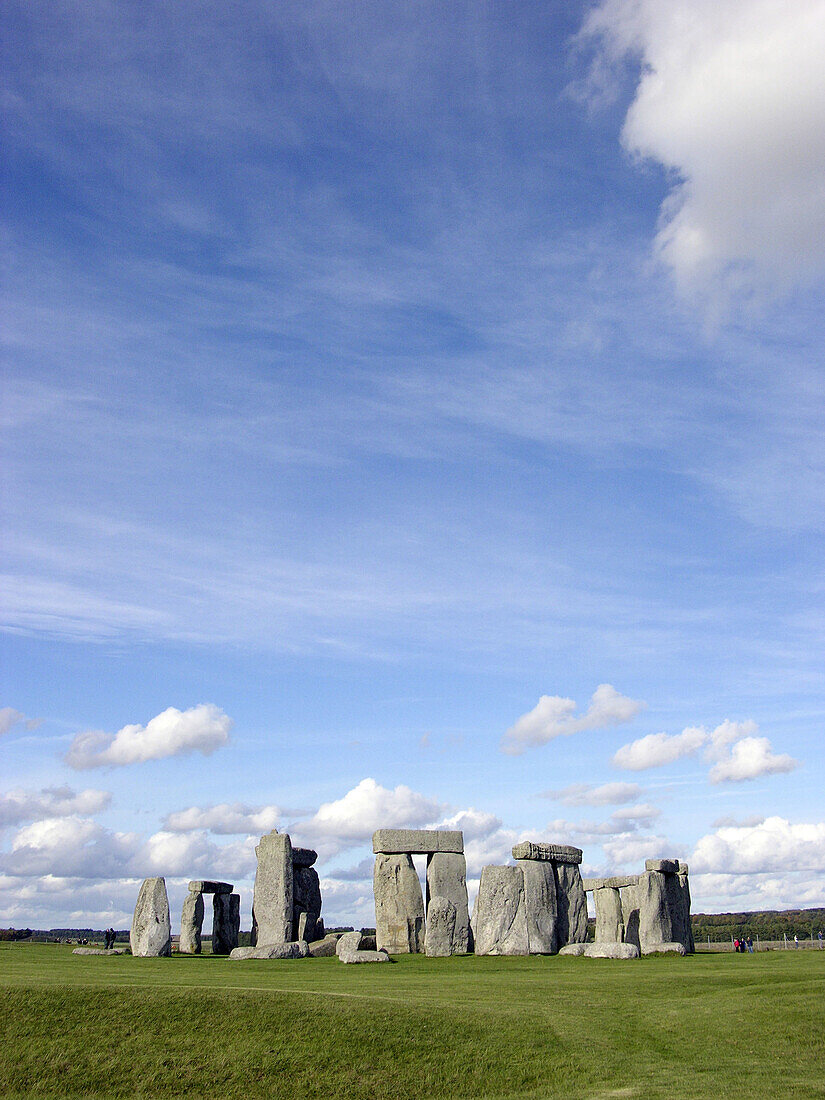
[1,944,823,1098]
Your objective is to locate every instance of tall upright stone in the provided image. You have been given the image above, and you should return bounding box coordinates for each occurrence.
[554,862,588,946]
[130,877,172,957]
[179,889,204,954]
[593,886,624,944]
[252,830,293,946]
[677,861,694,953]
[620,882,641,950]
[213,892,240,954]
[472,865,529,956]
[374,853,425,953]
[515,859,558,954]
[425,896,457,957]
[637,869,673,953]
[293,863,322,945]
[426,851,471,954]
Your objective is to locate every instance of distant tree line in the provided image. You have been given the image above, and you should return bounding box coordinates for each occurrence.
[691,908,825,942]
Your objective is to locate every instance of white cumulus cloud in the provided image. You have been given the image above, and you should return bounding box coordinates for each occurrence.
[708,736,798,783]
[581,0,825,306]
[0,786,111,828]
[163,802,282,835]
[692,816,825,874]
[65,703,232,769]
[501,684,644,755]
[612,725,707,769]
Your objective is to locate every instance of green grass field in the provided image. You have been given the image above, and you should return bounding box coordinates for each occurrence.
[1,944,823,1099]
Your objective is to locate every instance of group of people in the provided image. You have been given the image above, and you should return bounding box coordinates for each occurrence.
[733,936,754,953]
[103,927,117,949]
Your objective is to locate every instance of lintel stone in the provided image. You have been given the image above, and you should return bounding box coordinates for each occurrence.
[372,829,463,854]
[292,848,318,868]
[511,842,582,865]
[188,880,233,894]
[644,859,679,875]
[582,875,639,891]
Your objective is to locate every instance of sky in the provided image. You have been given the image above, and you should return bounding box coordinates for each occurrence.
[2,0,825,934]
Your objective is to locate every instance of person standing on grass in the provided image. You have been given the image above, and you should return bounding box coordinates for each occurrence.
[794,934,799,949]
[819,931,822,949]
[734,938,739,953]
[747,936,753,953]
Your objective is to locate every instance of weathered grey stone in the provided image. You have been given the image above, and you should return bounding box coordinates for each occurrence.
[558,943,586,956]
[315,916,325,939]
[308,934,341,957]
[425,896,456,957]
[230,941,309,960]
[360,934,377,950]
[677,861,689,875]
[642,941,687,956]
[620,883,641,951]
[372,829,463,854]
[554,862,588,945]
[72,947,127,955]
[511,842,583,865]
[292,847,318,868]
[212,892,240,955]
[582,875,639,891]
[593,886,624,944]
[472,866,529,956]
[179,890,204,954]
[130,877,172,957]
[293,864,322,945]
[374,853,425,954]
[252,830,293,945]
[584,941,640,959]
[336,930,391,964]
[516,858,558,954]
[188,880,232,894]
[678,868,695,953]
[637,870,674,952]
[645,859,679,874]
[426,851,471,954]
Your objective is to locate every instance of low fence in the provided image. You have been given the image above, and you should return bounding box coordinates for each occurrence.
[696,934,824,952]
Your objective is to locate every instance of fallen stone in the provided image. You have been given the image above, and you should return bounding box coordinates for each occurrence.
[292,847,318,868]
[582,875,639,891]
[336,931,390,964]
[426,851,471,953]
[558,943,586,956]
[229,941,309,960]
[554,862,588,946]
[252,830,293,945]
[360,934,377,950]
[188,880,233,894]
[472,866,529,956]
[372,829,463,854]
[516,858,558,954]
[374,852,425,954]
[213,892,240,955]
[637,870,674,953]
[644,859,679,875]
[179,890,204,954]
[425,896,457,957]
[130,877,172,957]
[584,941,640,959]
[593,886,624,944]
[308,934,341,958]
[511,842,583,865]
[72,947,128,956]
[642,941,687,956]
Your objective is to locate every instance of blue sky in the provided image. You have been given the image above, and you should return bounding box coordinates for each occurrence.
[2,0,825,932]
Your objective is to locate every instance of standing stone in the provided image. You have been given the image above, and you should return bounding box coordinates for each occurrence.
[678,862,694,953]
[293,864,322,946]
[252,830,293,945]
[179,890,204,954]
[554,862,588,945]
[426,852,471,954]
[593,886,624,944]
[213,892,240,955]
[516,859,558,954]
[130,877,172,957]
[637,870,674,953]
[425,896,457,957]
[620,883,641,950]
[472,866,529,956]
[374,853,425,954]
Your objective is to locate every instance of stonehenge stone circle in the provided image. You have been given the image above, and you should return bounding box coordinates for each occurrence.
[337,930,391,964]
[425,895,457,957]
[179,889,204,954]
[426,851,471,954]
[252,830,293,945]
[130,877,172,957]
[212,892,240,954]
[472,865,529,955]
[583,858,693,955]
[374,852,426,953]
